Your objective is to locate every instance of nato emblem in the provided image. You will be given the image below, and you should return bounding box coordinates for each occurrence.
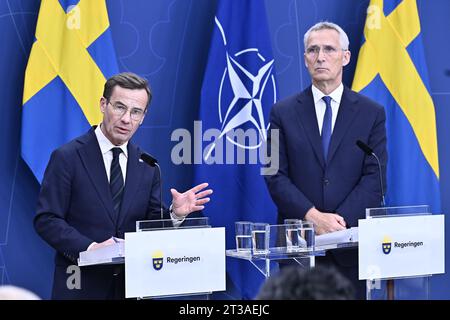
[203,16,277,162]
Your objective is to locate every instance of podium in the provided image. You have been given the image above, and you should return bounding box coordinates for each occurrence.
[78,217,226,299]
[359,205,445,300]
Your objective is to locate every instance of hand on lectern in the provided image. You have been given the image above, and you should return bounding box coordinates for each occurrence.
[88,237,122,251]
[305,207,346,235]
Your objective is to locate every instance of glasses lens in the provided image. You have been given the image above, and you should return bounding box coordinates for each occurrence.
[109,102,145,120]
[130,109,144,120]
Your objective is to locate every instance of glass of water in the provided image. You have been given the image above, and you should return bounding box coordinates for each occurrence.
[284,219,301,252]
[235,221,253,252]
[252,223,270,254]
[299,221,315,250]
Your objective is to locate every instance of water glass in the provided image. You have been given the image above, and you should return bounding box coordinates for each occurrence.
[284,219,301,252]
[235,221,252,252]
[252,223,269,254]
[299,221,315,250]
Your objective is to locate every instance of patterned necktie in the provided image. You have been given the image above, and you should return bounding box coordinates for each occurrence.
[321,96,333,162]
[110,147,124,219]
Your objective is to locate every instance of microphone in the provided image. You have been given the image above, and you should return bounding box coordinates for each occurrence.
[140,152,158,167]
[356,140,385,206]
[140,152,164,220]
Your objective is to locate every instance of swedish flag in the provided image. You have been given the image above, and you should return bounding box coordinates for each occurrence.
[353,0,440,213]
[22,0,118,182]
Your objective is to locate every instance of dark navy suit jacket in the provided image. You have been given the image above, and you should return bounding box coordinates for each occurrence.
[34,127,167,299]
[265,86,387,265]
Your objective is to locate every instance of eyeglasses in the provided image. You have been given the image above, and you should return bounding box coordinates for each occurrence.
[305,45,347,57]
[107,101,146,121]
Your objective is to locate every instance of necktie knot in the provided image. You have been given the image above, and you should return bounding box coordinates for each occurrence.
[322,95,332,106]
[111,147,122,159]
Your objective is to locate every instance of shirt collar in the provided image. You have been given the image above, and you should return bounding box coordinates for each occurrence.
[95,125,128,158]
[311,83,344,105]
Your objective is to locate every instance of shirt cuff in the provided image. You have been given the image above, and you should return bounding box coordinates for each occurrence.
[169,204,185,227]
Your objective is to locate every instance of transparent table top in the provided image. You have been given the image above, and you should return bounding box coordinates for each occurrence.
[226,241,357,261]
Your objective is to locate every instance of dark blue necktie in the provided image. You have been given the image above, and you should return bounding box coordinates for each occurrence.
[110,147,124,219]
[321,96,332,162]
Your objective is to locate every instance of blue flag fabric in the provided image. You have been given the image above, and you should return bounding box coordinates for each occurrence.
[353,0,440,214]
[22,0,118,182]
[195,0,278,299]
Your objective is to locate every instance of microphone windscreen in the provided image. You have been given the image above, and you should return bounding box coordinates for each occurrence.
[140,152,158,167]
[356,140,373,156]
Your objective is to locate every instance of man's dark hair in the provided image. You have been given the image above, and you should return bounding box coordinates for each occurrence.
[103,72,152,106]
[256,266,355,300]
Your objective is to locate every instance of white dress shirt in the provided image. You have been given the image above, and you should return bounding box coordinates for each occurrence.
[95,125,128,182]
[311,83,344,135]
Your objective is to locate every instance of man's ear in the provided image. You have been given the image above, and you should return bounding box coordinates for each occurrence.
[100,97,107,113]
[342,50,351,67]
[140,108,148,125]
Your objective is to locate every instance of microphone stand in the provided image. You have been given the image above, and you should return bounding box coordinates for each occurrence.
[357,141,393,299]
[139,152,164,225]
[371,151,394,299]
[154,162,164,222]
[371,152,386,207]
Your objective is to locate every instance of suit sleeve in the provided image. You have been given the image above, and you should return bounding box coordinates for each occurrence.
[336,106,387,227]
[264,105,314,219]
[34,149,94,261]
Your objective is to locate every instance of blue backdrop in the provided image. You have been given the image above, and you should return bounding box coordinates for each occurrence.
[1,0,449,299]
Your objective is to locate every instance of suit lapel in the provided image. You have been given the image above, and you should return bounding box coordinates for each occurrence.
[327,87,359,164]
[295,88,325,168]
[77,128,115,224]
[117,143,144,227]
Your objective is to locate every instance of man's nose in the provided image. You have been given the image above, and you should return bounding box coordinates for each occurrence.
[120,110,131,123]
[317,48,326,61]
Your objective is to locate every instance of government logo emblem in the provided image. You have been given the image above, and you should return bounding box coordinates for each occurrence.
[152,250,164,270]
[382,236,392,255]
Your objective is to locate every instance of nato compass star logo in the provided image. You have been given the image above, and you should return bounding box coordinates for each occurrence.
[204,16,277,161]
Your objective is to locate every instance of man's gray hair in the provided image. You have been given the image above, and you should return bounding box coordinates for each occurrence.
[304,21,350,51]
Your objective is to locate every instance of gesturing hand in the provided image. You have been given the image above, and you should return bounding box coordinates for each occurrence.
[170,182,213,218]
